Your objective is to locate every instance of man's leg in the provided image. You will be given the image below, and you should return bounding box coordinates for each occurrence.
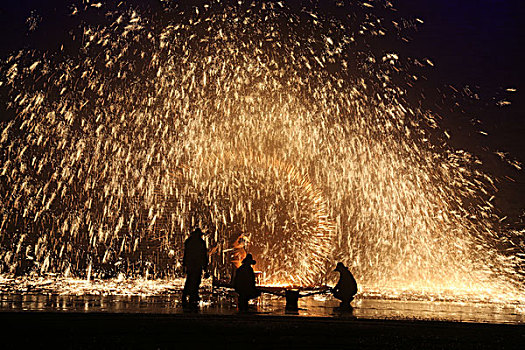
[188,269,202,303]
[340,296,354,309]
[238,295,249,311]
[182,273,190,305]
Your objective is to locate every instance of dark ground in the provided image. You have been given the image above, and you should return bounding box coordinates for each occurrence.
[1,311,524,349]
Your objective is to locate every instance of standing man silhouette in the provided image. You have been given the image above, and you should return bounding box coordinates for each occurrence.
[182,227,208,306]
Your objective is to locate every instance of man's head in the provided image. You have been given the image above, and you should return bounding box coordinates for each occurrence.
[334,262,346,272]
[242,253,256,265]
[191,227,204,236]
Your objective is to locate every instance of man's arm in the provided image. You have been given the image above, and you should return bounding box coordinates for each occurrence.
[201,240,209,269]
[334,279,341,291]
[182,240,188,268]
[248,268,257,287]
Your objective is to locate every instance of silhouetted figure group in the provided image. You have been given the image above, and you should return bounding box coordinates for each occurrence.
[181,227,358,311]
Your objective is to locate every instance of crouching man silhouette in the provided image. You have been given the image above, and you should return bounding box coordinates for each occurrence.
[332,262,358,309]
[233,253,261,311]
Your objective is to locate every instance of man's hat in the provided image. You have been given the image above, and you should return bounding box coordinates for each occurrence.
[242,253,256,265]
[191,227,204,236]
[334,262,346,272]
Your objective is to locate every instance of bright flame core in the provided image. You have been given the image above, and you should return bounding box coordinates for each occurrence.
[0,1,522,297]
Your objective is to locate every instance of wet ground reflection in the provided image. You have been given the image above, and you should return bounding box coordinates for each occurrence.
[1,289,523,325]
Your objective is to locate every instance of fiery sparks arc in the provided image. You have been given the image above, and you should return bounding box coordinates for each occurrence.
[185,148,334,285]
[0,1,523,296]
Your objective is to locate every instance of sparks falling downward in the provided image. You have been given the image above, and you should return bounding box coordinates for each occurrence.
[0,1,523,298]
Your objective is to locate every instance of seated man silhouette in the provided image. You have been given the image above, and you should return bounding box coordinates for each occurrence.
[233,253,261,311]
[332,262,358,309]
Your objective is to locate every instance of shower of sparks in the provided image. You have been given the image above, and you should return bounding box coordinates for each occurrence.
[0,1,523,298]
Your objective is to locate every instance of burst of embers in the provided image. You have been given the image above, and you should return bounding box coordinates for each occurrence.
[0,0,523,299]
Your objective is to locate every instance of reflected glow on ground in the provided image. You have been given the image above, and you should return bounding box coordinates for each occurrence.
[1,276,523,324]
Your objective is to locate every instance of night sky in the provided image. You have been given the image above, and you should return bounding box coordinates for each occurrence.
[0,0,524,223]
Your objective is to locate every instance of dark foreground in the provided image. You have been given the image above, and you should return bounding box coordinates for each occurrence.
[2,311,523,349]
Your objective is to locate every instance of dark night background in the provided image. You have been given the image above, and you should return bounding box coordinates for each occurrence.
[0,0,524,225]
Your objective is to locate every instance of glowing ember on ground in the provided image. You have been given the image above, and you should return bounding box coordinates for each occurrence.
[0,1,523,299]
